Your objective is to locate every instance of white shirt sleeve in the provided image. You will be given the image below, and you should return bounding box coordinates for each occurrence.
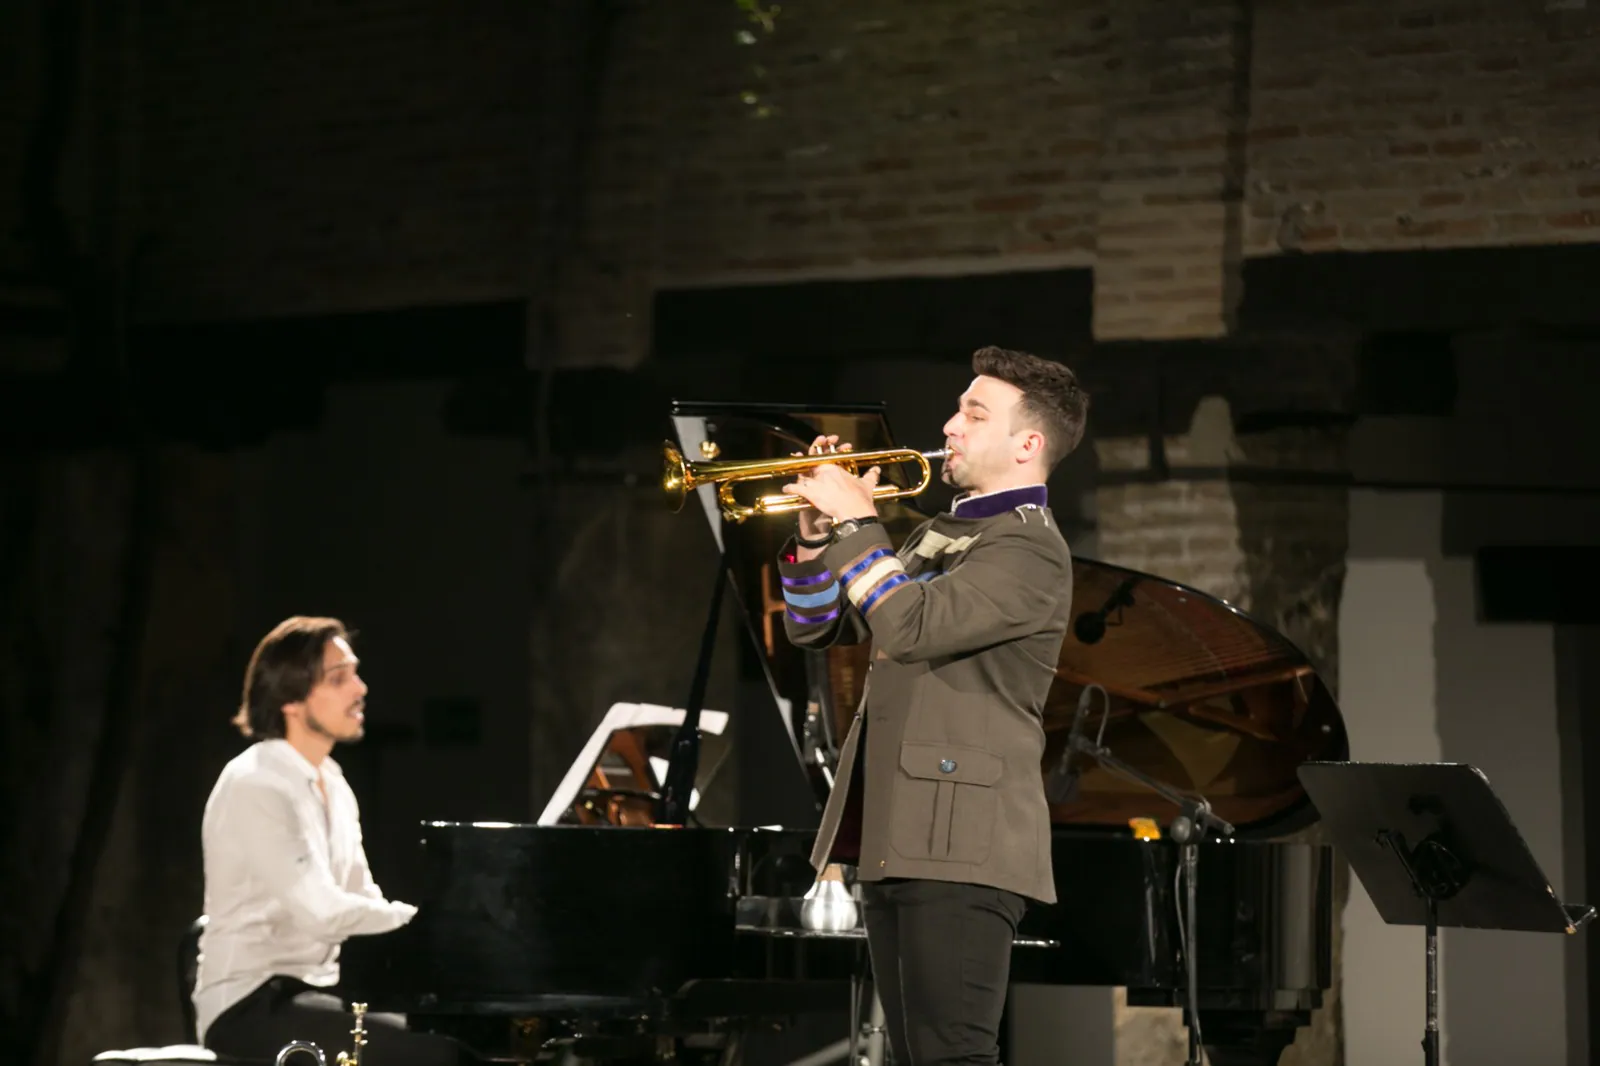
[218,779,416,940]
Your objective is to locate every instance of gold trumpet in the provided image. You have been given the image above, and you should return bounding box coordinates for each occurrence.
[662,440,950,523]
[274,1002,368,1066]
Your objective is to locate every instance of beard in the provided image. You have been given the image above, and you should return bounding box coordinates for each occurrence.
[305,702,364,743]
[940,453,974,491]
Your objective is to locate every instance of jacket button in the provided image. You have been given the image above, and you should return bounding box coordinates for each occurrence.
[939,759,957,773]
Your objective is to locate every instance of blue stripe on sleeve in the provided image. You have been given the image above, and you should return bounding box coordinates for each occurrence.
[783,583,840,609]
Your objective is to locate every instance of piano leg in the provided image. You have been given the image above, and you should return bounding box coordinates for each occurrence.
[1195,1009,1312,1066]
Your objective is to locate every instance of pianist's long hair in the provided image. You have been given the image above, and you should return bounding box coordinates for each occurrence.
[233,615,350,739]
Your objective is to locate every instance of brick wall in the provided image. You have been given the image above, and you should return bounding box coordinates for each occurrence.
[1246,0,1600,257]
[1093,1,1250,340]
[23,0,1581,344]
[562,0,1115,363]
[561,0,1600,362]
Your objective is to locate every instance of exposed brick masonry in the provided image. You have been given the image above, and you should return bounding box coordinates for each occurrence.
[558,0,1118,363]
[559,0,1600,360]
[1247,0,1600,255]
[1093,1,1250,340]
[7,0,1592,343]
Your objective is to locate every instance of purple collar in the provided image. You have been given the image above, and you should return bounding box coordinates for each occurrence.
[951,484,1049,519]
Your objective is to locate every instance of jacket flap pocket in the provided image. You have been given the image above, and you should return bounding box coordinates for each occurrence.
[899,742,1003,786]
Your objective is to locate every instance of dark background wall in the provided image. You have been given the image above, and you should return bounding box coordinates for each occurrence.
[3,2,1600,1065]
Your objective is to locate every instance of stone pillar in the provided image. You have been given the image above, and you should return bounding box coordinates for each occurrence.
[1092,397,1350,1066]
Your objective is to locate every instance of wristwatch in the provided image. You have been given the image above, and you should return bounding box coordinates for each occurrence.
[830,516,880,541]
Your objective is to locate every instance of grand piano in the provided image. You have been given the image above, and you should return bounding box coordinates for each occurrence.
[340,402,1349,1066]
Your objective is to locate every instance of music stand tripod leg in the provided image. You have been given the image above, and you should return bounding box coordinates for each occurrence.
[1424,896,1439,1066]
[1378,828,1453,1066]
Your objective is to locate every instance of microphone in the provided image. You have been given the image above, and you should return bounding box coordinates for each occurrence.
[1044,685,1098,804]
[1073,579,1138,645]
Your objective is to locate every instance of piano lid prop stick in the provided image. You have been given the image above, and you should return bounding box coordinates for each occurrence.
[657,551,730,826]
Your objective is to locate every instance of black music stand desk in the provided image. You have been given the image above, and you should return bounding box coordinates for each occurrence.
[1297,761,1595,1066]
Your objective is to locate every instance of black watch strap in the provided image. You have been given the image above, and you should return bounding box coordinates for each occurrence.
[795,528,833,550]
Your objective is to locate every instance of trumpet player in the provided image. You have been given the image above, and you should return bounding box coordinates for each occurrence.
[193,616,473,1065]
[777,346,1088,1066]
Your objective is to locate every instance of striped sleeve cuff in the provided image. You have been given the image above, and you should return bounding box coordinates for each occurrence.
[780,568,841,625]
[836,541,910,617]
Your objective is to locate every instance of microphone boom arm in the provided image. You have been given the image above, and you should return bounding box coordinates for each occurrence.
[1067,733,1236,838]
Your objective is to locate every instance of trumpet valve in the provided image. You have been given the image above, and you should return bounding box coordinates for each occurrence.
[334,1002,367,1066]
[698,440,721,459]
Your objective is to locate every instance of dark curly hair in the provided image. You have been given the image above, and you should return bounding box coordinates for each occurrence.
[233,616,350,739]
[971,346,1089,470]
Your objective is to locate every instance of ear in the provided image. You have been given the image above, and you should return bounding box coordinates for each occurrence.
[1016,429,1046,463]
[281,699,306,724]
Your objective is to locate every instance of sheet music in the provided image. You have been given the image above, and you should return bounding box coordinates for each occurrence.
[537,701,730,825]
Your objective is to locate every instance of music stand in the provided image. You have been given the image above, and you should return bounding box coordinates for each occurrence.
[1297,761,1596,1066]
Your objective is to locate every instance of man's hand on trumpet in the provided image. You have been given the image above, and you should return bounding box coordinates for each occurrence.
[785,434,881,528]
[789,435,846,545]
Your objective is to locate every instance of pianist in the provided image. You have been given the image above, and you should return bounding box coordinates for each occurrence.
[191,616,471,1066]
[777,346,1087,1066]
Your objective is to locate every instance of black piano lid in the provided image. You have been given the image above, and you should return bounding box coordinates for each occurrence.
[668,402,1350,842]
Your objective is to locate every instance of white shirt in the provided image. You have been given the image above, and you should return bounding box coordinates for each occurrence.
[191,739,416,1043]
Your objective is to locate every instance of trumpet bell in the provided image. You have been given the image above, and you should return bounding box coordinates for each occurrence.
[662,443,690,513]
[275,1041,326,1066]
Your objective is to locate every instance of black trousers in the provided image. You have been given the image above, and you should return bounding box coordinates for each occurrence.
[860,878,1027,1066]
[205,977,472,1066]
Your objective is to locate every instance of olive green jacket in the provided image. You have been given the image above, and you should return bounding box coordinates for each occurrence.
[777,485,1072,904]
